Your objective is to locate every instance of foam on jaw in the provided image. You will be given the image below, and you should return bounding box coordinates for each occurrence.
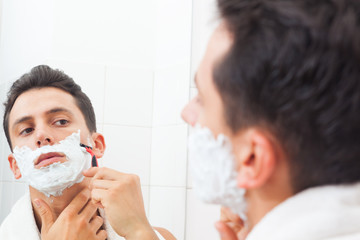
[188,125,248,221]
[13,130,91,197]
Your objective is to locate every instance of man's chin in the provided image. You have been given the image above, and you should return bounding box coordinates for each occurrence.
[29,178,90,200]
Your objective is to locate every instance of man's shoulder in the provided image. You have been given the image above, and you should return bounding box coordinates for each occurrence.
[0,193,40,240]
[1,193,29,224]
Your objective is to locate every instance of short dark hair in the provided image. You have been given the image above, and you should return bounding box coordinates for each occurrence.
[3,65,97,150]
[215,0,360,193]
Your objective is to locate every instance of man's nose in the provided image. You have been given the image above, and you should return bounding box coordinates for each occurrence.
[36,129,54,147]
[181,98,199,126]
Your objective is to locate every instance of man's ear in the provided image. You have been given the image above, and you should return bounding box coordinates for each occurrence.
[91,133,106,159]
[8,154,22,179]
[234,129,277,189]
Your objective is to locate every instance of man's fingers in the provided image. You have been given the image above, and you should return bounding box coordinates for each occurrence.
[91,179,116,190]
[96,229,108,240]
[215,221,238,240]
[227,222,243,234]
[220,207,243,224]
[91,188,108,205]
[80,201,99,221]
[63,188,91,215]
[83,167,101,178]
[33,198,54,234]
[90,216,104,232]
[84,167,125,181]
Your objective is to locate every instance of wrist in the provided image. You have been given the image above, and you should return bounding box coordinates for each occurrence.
[126,224,159,240]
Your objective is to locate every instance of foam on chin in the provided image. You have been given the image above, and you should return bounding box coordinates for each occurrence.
[13,130,91,197]
[188,125,248,221]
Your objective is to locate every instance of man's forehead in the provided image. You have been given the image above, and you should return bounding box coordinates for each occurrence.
[197,24,233,90]
[9,87,78,124]
[207,24,233,61]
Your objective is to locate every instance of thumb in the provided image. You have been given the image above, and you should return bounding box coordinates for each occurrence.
[33,199,54,234]
[215,221,238,240]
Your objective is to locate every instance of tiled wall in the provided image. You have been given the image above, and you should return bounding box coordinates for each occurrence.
[0,0,221,239]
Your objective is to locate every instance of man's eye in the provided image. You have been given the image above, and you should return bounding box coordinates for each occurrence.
[20,128,34,136]
[54,119,69,126]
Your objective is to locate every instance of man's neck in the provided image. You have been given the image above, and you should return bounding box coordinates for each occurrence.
[29,178,91,231]
[246,159,294,232]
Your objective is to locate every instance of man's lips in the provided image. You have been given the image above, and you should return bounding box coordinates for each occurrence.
[35,152,66,169]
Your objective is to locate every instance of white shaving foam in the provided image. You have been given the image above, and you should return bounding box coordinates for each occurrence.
[188,125,248,220]
[13,130,91,197]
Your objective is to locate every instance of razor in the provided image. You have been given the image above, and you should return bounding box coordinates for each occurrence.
[80,143,98,167]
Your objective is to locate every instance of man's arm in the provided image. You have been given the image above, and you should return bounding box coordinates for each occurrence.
[84,167,175,240]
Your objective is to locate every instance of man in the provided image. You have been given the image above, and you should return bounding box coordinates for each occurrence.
[181,0,360,239]
[0,65,174,240]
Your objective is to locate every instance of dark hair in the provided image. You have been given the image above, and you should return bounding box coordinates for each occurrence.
[3,65,97,150]
[215,0,360,193]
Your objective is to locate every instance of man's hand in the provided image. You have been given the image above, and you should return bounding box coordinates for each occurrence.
[34,188,107,240]
[83,167,159,240]
[215,207,247,240]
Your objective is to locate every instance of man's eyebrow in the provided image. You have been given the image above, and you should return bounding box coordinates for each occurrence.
[12,108,74,130]
[46,107,74,116]
[13,116,33,129]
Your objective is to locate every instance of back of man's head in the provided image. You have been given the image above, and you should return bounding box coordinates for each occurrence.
[214,0,360,192]
[3,65,97,150]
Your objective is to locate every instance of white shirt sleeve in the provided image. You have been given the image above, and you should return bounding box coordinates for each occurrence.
[154,229,166,240]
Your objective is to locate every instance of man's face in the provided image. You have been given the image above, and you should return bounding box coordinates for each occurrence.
[182,24,233,138]
[8,87,93,177]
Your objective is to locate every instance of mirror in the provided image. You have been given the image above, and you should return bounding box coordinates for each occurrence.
[0,0,220,239]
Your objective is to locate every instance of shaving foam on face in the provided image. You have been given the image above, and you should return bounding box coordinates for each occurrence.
[188,125,248,221]
[13,130,91,197]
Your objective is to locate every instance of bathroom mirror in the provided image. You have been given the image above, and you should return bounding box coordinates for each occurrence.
[0,0,220,239]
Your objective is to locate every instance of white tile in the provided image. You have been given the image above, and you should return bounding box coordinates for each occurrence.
[96,123,104,134]
[104,67,154,127]
[185,189,221,240]
[155,0,192,68]
[0,132,5,182]
[191,0,218,88]
[186,164,193,190]
[153,64,190,126]
[141,185,150,217]
[52,0,156,68]
[102,125,152,185]
[0,183,2,223]
[149,186,186,240]
[0,161,14,182]
[190,87,198,100]
[0,182,15,224]
[0,137,14,182]
[0,82,8,110]
[150,125,188,187]
[46,60,106,124]
[0,0,53,84]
